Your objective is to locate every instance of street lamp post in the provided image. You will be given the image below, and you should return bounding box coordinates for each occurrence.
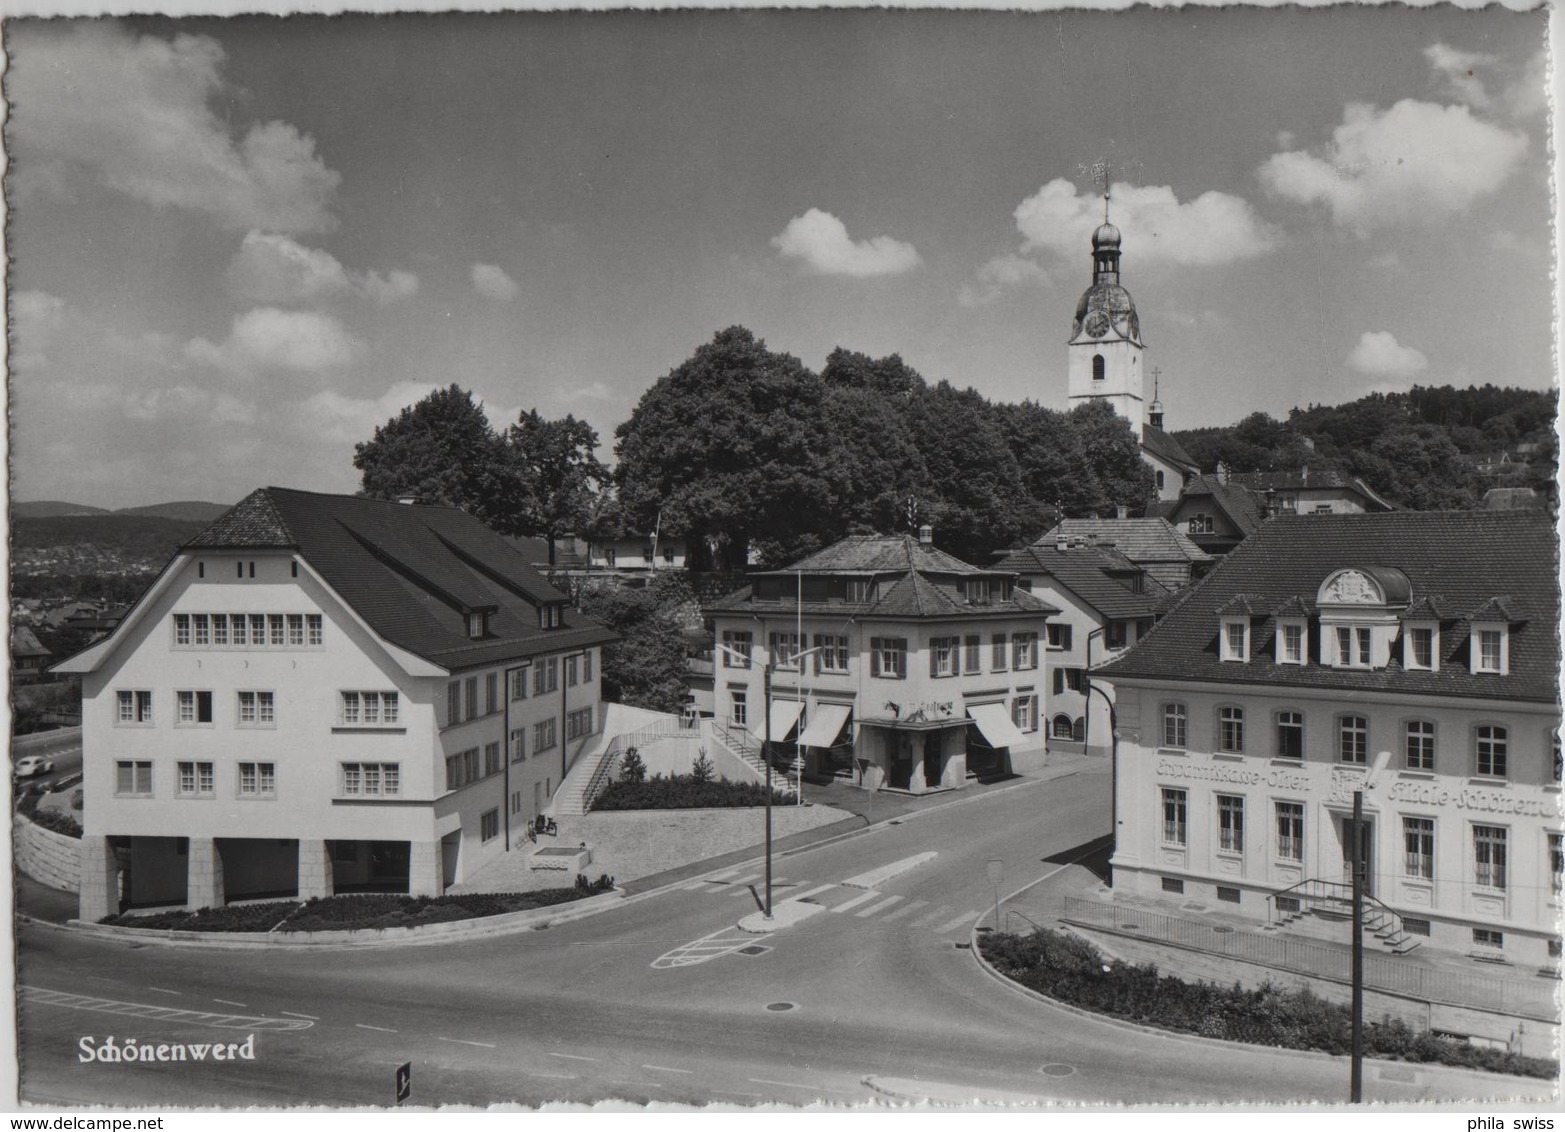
[1350,749,1393,1104]
[715,640,824,919]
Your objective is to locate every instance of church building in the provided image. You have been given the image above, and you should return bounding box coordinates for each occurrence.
[1068,218,1199,502]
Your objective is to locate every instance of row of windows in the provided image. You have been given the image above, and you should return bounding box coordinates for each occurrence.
[1159,702,1532,780]
[115,759,276,799]
[445,653,595,729]
[172,613,323,649]
[1220,618,1508,676]
[119,689,410,730]
[722,631,1041,676]
[1158,788,1560,893]
[118,689,276,728]
[504,715,569,765]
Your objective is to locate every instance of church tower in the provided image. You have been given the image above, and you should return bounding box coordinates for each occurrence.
[1067,214,1146,437]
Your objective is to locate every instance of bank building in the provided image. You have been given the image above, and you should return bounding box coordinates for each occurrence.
[1098,508,1561,971]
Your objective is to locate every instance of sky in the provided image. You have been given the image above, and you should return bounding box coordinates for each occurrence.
[6,7,1553,510]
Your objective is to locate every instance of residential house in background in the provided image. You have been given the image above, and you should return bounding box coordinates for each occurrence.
[1155,467,1394,557]
[586,533,687,572]
[1034,517,1213,590]
[704,528,1058,794]
[56,487,616,921]
[11,625,53,683]
[994,535,1172,757]
[1099,509,1561,970]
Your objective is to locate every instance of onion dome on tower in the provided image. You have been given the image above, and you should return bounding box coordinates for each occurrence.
[1070,221,1143,347]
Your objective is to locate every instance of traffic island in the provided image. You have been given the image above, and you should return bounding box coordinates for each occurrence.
[737,899,827,934]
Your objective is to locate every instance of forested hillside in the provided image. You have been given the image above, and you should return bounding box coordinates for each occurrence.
[1172,385,1555,510]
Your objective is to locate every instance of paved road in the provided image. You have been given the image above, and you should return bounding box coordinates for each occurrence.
[11,730,83,794]
[16,765,1553,1108]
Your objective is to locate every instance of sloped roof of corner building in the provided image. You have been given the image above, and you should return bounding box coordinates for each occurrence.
[1040,519,1212,566]
[992,543,1169,621]
[1141,425,1200,473]
[1099,510,1560,704]
[183,487,615,670]
[707,533,1059,620]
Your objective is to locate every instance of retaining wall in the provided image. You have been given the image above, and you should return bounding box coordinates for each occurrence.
[15,811,82,893]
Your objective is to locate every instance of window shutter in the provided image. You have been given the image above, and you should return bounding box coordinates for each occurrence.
[894,639,907,677]
[930,641,939,678]
[870,638,882,677]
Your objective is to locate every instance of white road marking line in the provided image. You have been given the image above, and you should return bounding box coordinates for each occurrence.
[643,1064,694,1074]
[724,873,762,888]
[22,987,311,1031]
[780,883,835,904]
[356,1024,397,1033]
[527,1071,577,1080]
[749,1077,841,1091]
[438,1037,496,1048]
[707,867,741,881]
[280,1010,319,1019]
[146,987,182,996]
[212,998,248,1008]
[935,910,982,933]
[856,895,905,918]
[829,889,881,914]
[908,905,951,928]
[548,1051,599,1062]
[881,899,927,923]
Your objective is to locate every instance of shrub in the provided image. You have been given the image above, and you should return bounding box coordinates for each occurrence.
[101,901,299,932]
[592,773,795,811]
[27,807,83,839]
[690,749,715,784]
[618,748,647,784]
[978,928,1556,1080]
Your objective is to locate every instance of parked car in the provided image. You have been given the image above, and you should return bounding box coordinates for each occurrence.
[14,755,54,779]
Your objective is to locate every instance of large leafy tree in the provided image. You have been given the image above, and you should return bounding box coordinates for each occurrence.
[576,573,693,712]
[354,385,519,531]
[506,411,609,565]
[1068,400,1158,514]
[614,327,841,569]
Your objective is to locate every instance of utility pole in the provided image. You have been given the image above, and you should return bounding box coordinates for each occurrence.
[1350,785,1364,1104]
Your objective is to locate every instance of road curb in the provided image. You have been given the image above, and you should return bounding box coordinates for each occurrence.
[56,888,629,950]
[964,921,1553,1099]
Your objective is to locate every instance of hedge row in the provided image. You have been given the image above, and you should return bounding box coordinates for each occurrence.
[593,773,796,811]
[99,875,617,932]
[979,928,1556,1080]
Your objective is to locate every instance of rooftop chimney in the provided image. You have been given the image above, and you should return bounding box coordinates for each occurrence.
[1056,534,1069,552]
[396,495,423,506]
[917,524,933,545]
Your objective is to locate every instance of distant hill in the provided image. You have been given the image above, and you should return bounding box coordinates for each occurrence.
[113,501,231,522]
[13,499,230,521]
[12,514,213,576]
[12,500,111,518]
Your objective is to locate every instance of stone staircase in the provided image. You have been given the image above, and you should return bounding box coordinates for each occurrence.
[1271,878,1420,955]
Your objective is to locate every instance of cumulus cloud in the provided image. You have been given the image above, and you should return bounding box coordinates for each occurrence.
[560,381,613,402]
[957,253,1050,307]
[771,209,922,277]
[1347,331,1428,378]
[122,385,257,424]
[471,263,520,302]
[185,307,365,373]
[8,23,339,233]
[10,290,72,370]
[1425,42,1546,119]
[1258,99,1528,232]
[1012,179,1277,267]
[225,231,418,305]
[1425,43,1498,109]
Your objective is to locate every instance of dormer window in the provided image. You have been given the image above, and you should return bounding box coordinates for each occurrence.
[1472,625,1507,674]
[966,578,991,605]
[1275,620,1306,665]
[468,611,488,639]
[1403,624,1438,672]
[539,604,563,631]
[1221,619,1249,662]
[1188,514,1214,535]
[845,578,873,604]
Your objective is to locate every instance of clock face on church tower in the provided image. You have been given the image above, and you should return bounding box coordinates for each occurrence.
[1085,311,1110,338]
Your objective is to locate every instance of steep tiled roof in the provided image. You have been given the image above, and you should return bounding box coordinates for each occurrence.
[708,534,1057,620]
[1181,475,1265,536]
[1100,510,1559,704]
[762,534,982,576]
[1141,425,1199,472]
[993,543,1168,620]
[188,488,614,671]
[11,625,50,657]
[1039,519,1212,565]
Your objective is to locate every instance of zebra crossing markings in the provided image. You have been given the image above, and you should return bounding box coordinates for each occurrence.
[935,911,981,933]
[855,895,904,918]
[22,986,313,1031]
[781,883,837,904]
[880,899,928,923]
[828,890,883,914]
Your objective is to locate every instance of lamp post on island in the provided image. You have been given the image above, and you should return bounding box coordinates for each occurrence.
[1350,748,1393,1104]
[714,640,825,919]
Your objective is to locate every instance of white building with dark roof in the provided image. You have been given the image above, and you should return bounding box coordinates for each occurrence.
[55,487,616,920]
[1099,510,1561,970]
[703,528,1058,793]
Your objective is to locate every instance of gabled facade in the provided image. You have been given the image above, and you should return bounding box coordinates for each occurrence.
[994,538,1171,758]
[55,488,616,921]
[704,530,1059,794]
[1099,510,1561,969]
